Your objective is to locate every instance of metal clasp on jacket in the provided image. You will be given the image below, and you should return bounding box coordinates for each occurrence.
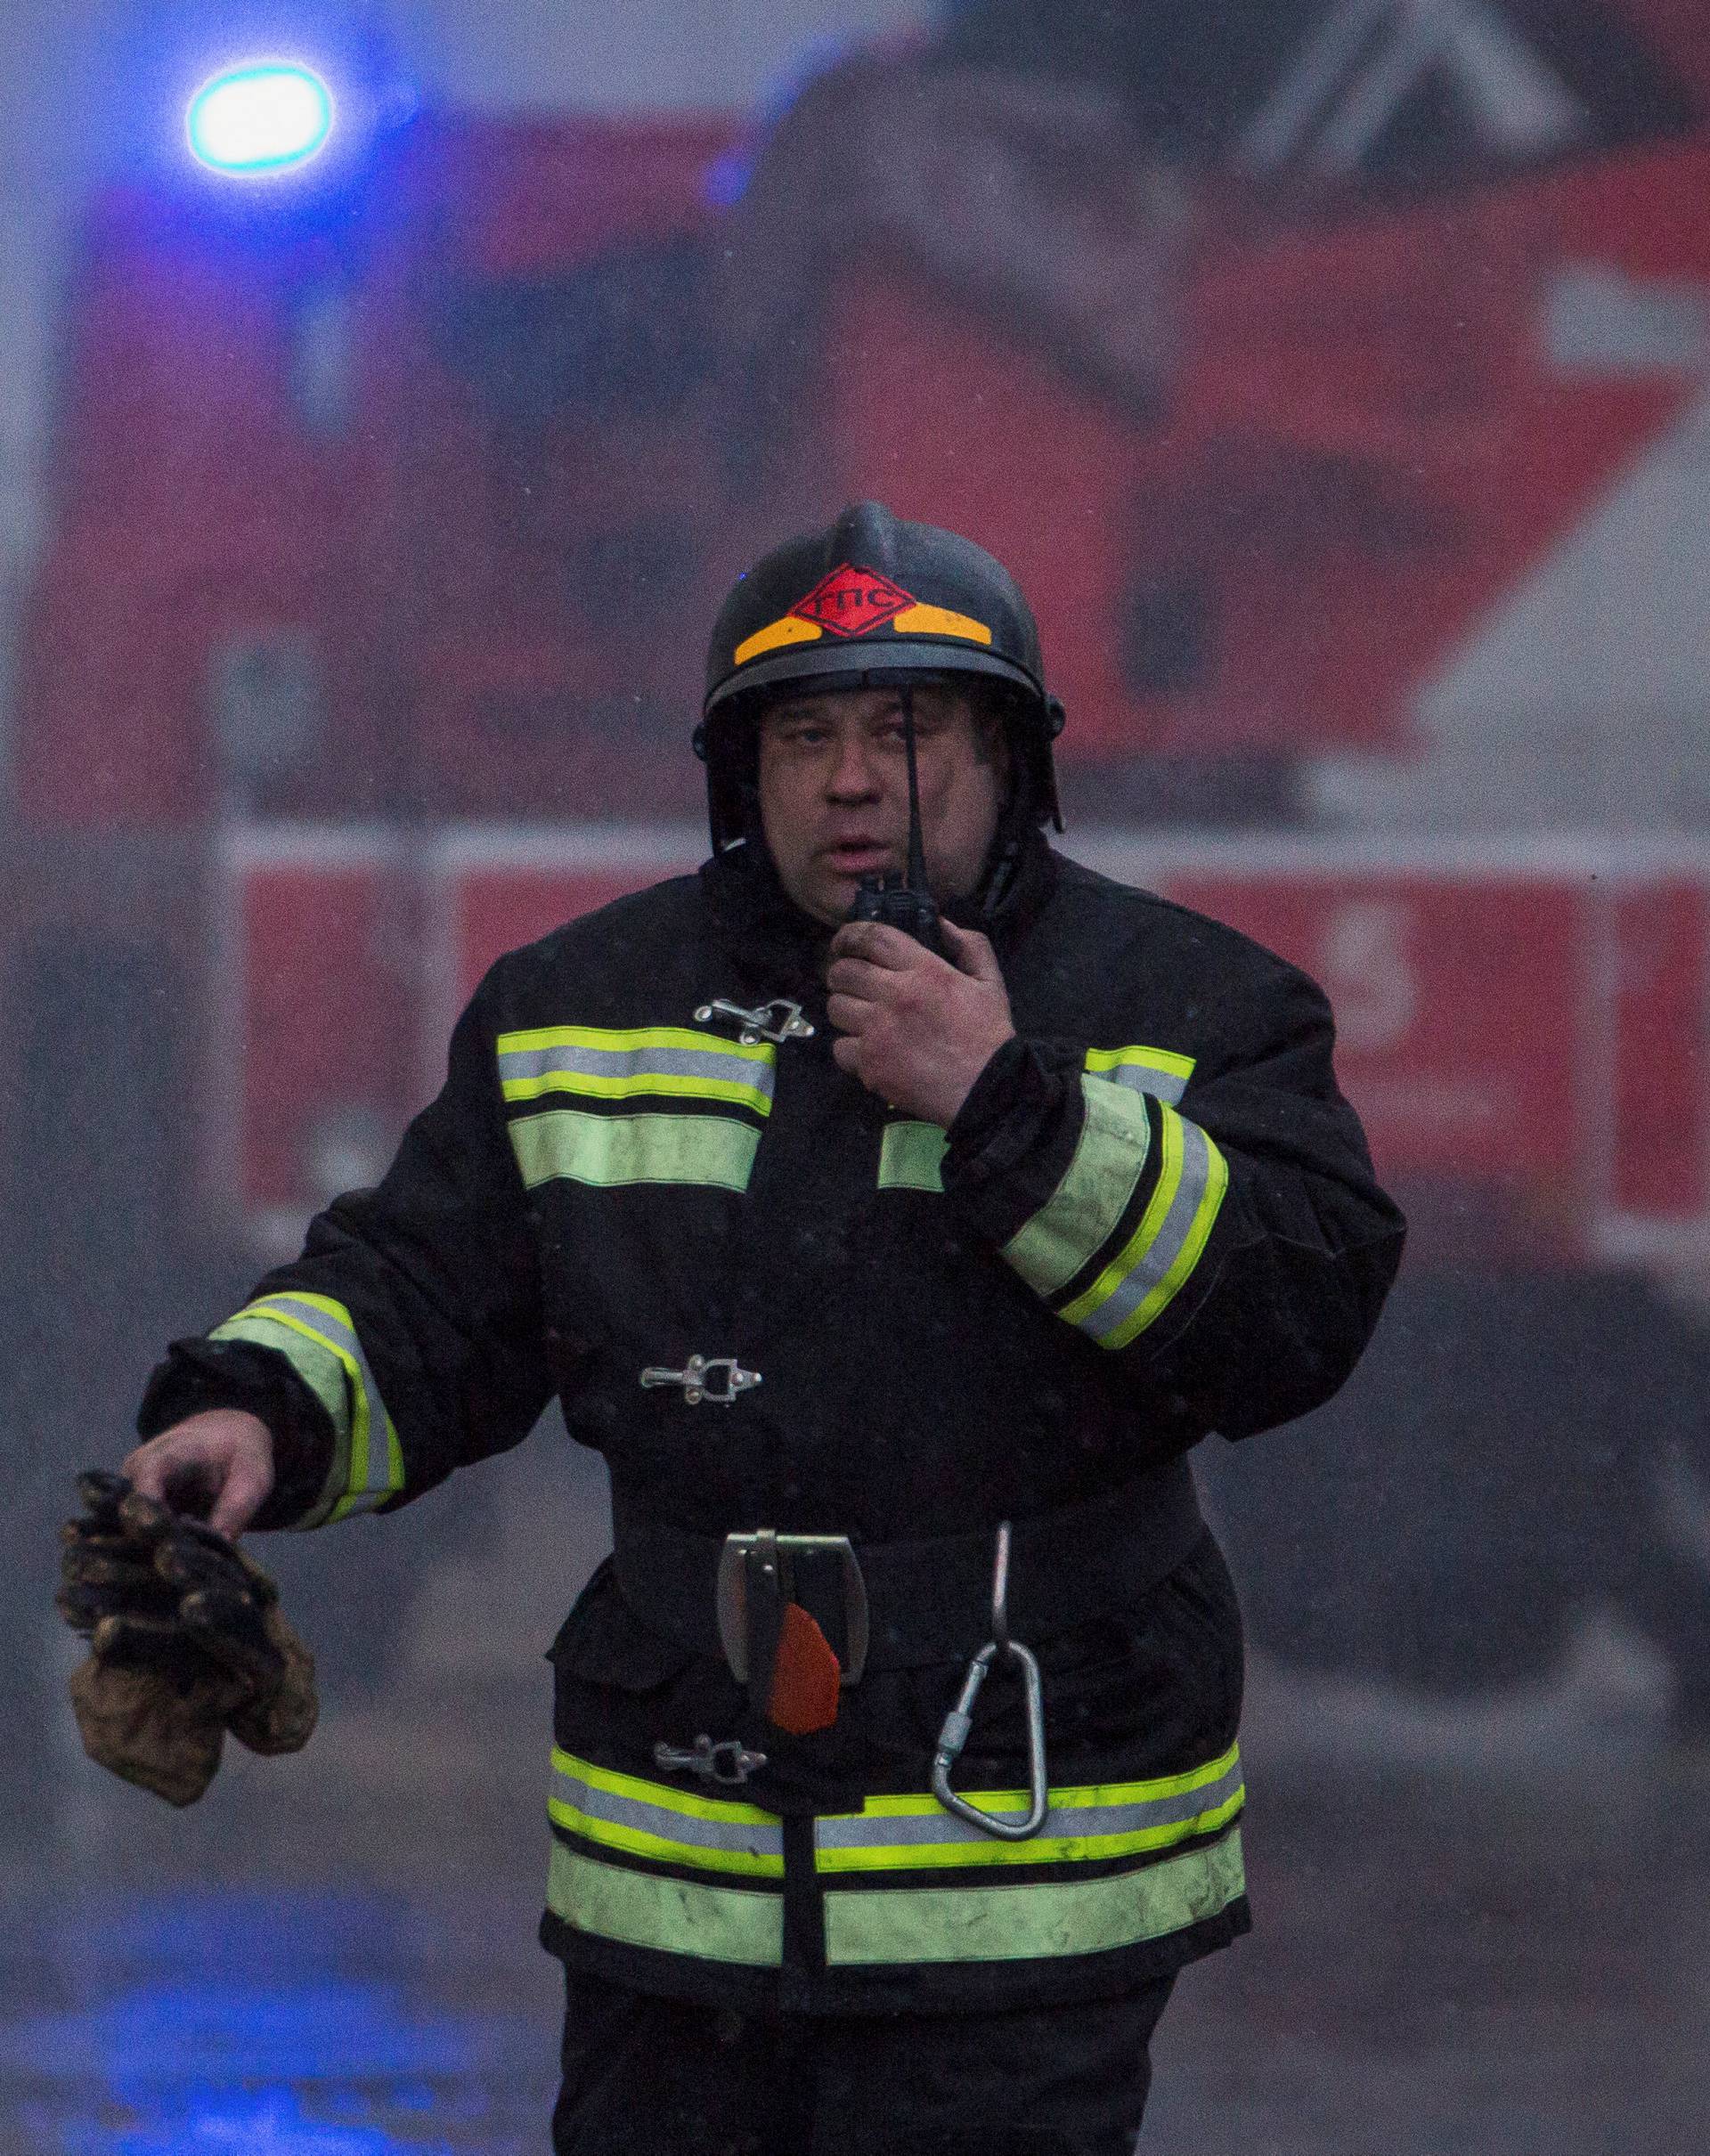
[694,997,816,1045]
[930,1521,1050,1842]
[639,1355,762,1405]
[653,1735,768,1786]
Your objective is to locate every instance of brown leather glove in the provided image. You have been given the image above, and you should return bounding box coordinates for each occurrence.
[58,1470,318,1806]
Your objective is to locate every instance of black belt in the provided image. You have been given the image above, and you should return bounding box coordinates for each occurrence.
[610,1454,1207,1675]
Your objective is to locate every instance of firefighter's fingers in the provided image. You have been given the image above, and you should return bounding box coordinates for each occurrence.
[208,1448,275,1541]
[830,1032,867,1078]
[827,921,923,971]
[938,919,1003,984]
[124,1411,275,1540]
[825,955,902,1003]
[826,990,878,1037]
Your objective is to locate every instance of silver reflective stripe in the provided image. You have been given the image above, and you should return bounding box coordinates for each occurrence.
[814,1749,1243,1873]
[1003,1076,1152,1300]
[496,1026,775,1115]
[505,1043,768,1088]
[549,1752,784,1876]
[815,1754,1243,1860]
[1084,1045,1193,1105]
[1072,1111,1224,1349]
[210,1291,403,1527]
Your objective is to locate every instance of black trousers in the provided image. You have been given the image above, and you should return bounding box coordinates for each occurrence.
[551,1967,1177,2156]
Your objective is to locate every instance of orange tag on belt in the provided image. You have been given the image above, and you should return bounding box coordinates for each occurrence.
[766,1602,842,1735]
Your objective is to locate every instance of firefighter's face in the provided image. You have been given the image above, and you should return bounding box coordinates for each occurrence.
[756,685,1006,927]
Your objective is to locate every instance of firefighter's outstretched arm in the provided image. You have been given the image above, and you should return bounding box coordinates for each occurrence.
[133,974,555,1533]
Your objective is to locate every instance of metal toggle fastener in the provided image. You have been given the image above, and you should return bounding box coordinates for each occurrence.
[930,1520,1050,1842]
[694,997,816,1045]
[653,1736,768,1786]
[639,1355,762,1405]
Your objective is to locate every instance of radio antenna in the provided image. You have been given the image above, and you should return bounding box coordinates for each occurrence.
[902,687,928,898]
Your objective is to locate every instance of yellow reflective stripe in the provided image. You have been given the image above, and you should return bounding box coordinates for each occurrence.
[829,1745,1241,1820]
[816,1789,1242,1875]
[509,1111,760,1192]
[1085,1045,1193,1103]
[878,1120,948,1192]
[550,1749,779,1829]
[822,1826,1245,1967]
[1102,1131,1228,1350]
[547,1785,780,1871]
[1055,1108,1226,1348]
[733,613,824,668]
[503,1069,772,1115]
[498,1027,775,1117]
[210,1292,403,1527]
[1004,1076,1152,1300]
[890,602,993,645]
[546,1840,784,1966]
[815,1746,1243,1875]
[208,1311,346,1436]
[496,1024,774,1066]
[272,1290,403,1525]
[1058,1109,1185,1330]
[549,1806,783,1879]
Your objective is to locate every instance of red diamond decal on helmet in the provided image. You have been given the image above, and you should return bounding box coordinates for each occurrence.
[790,562,916,638]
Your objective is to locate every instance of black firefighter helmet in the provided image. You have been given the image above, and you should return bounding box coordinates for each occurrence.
[696,501,1065,855]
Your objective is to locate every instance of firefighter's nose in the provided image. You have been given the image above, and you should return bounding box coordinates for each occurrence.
[826,738,882,800]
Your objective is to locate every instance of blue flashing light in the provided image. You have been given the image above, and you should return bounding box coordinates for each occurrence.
[188,63,335,177]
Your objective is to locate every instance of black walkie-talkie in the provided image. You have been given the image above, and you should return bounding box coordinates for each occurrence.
[848,688,945,956]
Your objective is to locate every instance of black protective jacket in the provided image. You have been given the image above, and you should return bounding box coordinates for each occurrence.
[141,835,1404,2014]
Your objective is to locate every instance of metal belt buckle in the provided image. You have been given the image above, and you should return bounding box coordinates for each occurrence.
[715,1530,870,1687]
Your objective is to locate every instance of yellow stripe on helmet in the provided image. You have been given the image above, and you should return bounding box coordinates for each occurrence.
[732,614,824,667]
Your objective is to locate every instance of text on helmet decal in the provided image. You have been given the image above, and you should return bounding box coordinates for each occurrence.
[732,572,997,671]
[789,563,916,638]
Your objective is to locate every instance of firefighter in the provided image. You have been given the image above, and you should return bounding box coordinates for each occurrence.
[121,503,1404,2152]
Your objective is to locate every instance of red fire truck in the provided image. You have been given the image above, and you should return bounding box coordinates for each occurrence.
[9,1,1710,1277]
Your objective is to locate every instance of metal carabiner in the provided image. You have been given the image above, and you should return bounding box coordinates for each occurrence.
[929,1522,1050,1842]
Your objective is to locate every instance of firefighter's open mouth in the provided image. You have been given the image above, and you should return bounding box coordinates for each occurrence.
[822,842,895,874]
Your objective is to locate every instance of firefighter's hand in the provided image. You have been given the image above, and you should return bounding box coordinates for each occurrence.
[123,1410,275,1540]
[826,919,1014,1126]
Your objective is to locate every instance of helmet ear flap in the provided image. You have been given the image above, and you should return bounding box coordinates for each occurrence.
[990,687,1065,836]
[1040,695,1066,832]
[702,703,763,852]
